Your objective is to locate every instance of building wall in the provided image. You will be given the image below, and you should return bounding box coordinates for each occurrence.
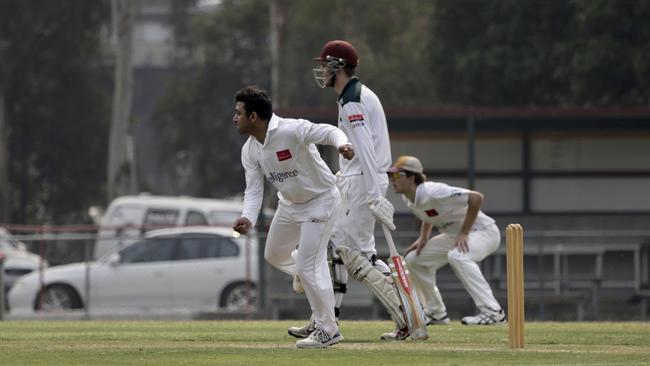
[390,131,650,214]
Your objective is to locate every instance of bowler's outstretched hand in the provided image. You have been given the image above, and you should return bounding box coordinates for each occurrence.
[233,217,252,235]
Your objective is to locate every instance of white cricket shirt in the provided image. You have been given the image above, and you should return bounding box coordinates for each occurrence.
[403,181,495,235]
[336,77,391,201]
[240,114,349,225]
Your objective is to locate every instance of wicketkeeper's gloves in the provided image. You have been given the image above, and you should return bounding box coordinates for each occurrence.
[368,196,396,230]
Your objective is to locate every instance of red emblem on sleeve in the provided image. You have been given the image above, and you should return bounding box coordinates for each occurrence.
[276,149,292,161]
[425,209,439,217]
[348,114,364,122]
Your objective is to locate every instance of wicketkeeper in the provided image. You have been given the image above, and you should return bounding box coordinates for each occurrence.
[288,40,409,341]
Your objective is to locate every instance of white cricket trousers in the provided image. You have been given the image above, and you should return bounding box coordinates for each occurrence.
[405,223,502,317]
[264,188,342,336]
[330,173,389,257]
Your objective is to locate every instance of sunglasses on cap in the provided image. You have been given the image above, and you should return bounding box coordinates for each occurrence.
[388,171,407,179]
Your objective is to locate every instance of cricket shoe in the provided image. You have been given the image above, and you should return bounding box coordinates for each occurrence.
[426,313,450,325]
[461,309,507,325]
[288,319,315,339]
[295,327,343,349]
[292,274,305,294]
[379,326,409,341]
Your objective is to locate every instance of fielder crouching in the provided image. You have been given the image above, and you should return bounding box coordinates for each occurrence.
[388,155,507,326]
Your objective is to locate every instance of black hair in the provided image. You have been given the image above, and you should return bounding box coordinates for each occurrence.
[235,86,273,120]
[343,65,356,77]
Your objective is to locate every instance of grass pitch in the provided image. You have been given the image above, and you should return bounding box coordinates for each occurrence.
[1,320,649,365]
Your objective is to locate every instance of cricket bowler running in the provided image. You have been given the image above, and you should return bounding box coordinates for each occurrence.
[232,86,355,349]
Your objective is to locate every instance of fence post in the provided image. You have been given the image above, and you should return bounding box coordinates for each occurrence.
[0,252,5,320]
[84,238,91,320]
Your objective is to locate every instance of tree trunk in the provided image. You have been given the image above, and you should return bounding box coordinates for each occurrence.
[107,0,135,201]
[0,95,9,222]
[270,0,280,108]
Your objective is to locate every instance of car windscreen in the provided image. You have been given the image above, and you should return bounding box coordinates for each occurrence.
[208,210,241,227]
[119,237,177,263]
[177,234,239,260]
[143,208,179,231]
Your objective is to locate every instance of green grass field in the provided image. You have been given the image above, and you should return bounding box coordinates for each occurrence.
[1,320,649,365]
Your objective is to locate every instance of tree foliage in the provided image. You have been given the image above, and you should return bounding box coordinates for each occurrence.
[153,0,272,198]
[276,0,436,107]
[429,0,650,107]
[0,0,110,223]
[156,0,650,201]
[155,0,438,198]
[1,0,648,224]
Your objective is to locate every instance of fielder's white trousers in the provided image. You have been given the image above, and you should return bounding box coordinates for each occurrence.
[264,188,341,336]
[329,173,389,257]
[405,223,502,317]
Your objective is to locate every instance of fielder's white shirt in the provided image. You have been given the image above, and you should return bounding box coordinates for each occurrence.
[403,182,495,235]
[241,114,349,225]
[336,77,391,201]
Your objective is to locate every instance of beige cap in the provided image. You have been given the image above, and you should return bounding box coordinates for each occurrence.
[387,155,423,174]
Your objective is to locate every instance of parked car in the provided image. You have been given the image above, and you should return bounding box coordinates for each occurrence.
[94,194,273,260]
[1,228,44,293]
[8,226,258,315]
[94,194,249,260]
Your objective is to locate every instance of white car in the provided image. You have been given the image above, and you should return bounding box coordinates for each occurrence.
[1,228,44,293]
[93,194,273,260]
[8,226,258,315]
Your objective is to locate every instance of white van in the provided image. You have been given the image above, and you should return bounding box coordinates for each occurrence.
[94,194,252,259]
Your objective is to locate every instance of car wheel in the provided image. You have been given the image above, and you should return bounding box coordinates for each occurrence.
[35,284,83,311]
[219,282,256,312]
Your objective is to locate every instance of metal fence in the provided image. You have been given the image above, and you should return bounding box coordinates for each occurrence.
[1,225,650,321]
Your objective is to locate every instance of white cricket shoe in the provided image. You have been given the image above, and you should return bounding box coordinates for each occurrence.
[426,313,450,325]
[295,327,343,349]
[379,326,409,341]
[288,319,315,339]
[461,309,506,325]
[292,274,305,294]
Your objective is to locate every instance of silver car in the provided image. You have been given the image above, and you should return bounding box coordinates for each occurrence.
[8,226,258,315]
[1,228,44,294]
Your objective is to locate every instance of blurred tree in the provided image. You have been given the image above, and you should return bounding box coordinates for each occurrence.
[277,0,437,108]
[153,0,271,198]
[107,0,135,201]
[429,0,650,106]
[155,0,438,199]
[0,0,110,223]
[154,0,650,202]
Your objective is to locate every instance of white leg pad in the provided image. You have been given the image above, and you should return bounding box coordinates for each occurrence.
[336,246,407,329]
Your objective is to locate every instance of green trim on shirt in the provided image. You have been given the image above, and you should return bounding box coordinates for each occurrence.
[338,77,362,106]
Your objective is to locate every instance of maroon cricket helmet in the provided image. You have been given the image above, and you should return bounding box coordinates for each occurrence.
[313,40,359,68]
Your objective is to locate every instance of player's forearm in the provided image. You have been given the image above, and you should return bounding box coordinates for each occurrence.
[460,191,483,234]
[419,222,433,241]
[303,121,349,148]
[241,173,264,227]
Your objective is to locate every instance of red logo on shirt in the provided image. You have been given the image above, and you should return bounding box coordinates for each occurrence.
[425,209,439,217]
[348,114,364,122]
[276,149,292,161]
